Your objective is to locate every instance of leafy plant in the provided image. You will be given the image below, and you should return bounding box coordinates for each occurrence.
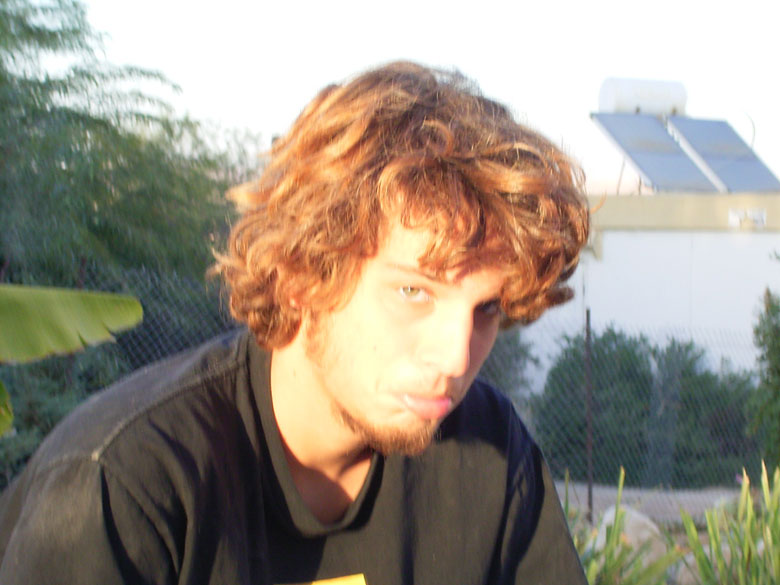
[0,379,11,438]
[0,0,254,488]
[534,328,655,484]
[0,284,142,435]
[753,288,780,470]
[534,327,761,487]
[0,285,142,364]
[680,463,780,585]
[479,328,537,408]
[0,0,253,290]
[564,467,681,585]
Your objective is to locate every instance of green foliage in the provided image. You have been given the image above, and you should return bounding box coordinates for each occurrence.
[0,0,250,288]
[680,463,780,585]
[0,379,11,436]
[479,328,537,407]
[0,0,256,488]
[0,0,94,66]
[650,342,759,488]
[113,270,232,370]
[0,283,142,439]
[0,284,142,363]
[533,327,761,488]
[753,288,780,470]
[0,341,131,486]
[533,328,654,484]
[565,468,681,585]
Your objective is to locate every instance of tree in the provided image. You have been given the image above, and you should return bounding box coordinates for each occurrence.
[0,0,258,488]
[479,328,537,409]
[0,0,252,288]
[532,327,654,485]
[532,327,761,487]
[753,288,780,469]
[654,342,759,487]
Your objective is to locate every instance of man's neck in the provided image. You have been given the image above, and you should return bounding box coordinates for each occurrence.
[269,340,372,523]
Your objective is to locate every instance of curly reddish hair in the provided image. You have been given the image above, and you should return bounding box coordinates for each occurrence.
[215,62,589,349]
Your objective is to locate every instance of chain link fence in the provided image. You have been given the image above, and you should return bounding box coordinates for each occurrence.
[0,268,236,487]
[482,312,762,524]
[2,270,765,523]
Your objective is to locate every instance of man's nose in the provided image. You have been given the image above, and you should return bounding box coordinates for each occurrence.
[420,309,473,379]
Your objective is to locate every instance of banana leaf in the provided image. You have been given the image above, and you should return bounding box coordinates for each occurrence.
[0,284,143,364]
[0,379,11,436]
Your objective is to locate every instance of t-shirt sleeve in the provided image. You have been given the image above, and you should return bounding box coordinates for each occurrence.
[0,457,174,584]
[512,450,588,585]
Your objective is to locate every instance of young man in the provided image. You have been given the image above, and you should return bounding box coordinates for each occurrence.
[0,62,590,584]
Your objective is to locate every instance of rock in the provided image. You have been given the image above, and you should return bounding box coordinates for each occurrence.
[673,552,701,585]
[594,505,669,567]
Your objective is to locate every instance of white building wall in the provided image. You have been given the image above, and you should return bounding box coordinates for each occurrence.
[521,205,780,394]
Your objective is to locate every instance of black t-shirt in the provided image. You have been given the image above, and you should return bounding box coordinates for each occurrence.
[0,330,585,584]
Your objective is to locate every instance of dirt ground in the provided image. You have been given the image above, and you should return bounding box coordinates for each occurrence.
[554,480,740,527]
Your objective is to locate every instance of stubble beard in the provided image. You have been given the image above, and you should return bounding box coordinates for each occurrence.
[305,313,441,457]
[331,401,440,456]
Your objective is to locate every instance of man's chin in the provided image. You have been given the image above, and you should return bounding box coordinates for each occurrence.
[335,403,440,455]
[363,425,440,456]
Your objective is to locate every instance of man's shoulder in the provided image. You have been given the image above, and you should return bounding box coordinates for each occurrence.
[383,378,548,580]
[425,378,540,497]
[26,328,255,473]
[0,329,271,581]
[443,377,533,450]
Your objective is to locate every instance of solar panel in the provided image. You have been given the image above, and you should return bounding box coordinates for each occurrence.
[667,116,780,192]
[591,113,718,192]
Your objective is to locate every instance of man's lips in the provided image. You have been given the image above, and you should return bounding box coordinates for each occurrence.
[399,394,454,420]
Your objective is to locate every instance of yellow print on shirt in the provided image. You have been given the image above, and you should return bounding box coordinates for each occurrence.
[283,574,367,585]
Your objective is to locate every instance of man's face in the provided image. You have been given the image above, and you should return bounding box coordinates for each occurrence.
[304,222,505,455]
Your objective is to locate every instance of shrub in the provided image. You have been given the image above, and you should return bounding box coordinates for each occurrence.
[753,289,780,470]
[534,327,762,487]
[564,468,681,585]
[680,463,780,585]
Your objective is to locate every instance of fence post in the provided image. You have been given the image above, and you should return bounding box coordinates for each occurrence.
[585,308,594,523]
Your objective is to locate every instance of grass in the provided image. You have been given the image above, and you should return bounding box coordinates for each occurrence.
[565,467,682,585]
[680,463,779,585]
[563,463,780,584]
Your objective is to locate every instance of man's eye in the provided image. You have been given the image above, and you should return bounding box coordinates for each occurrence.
[477,299,501,317]
[398,286,430,303]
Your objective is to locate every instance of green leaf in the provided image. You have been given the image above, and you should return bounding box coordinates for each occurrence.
[682,509,717,584]
[0,284,143,364]
[0,379,12,436]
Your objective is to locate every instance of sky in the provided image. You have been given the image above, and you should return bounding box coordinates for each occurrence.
[83,0,780,193]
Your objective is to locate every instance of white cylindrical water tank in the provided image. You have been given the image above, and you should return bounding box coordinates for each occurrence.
[598,78,687,116]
